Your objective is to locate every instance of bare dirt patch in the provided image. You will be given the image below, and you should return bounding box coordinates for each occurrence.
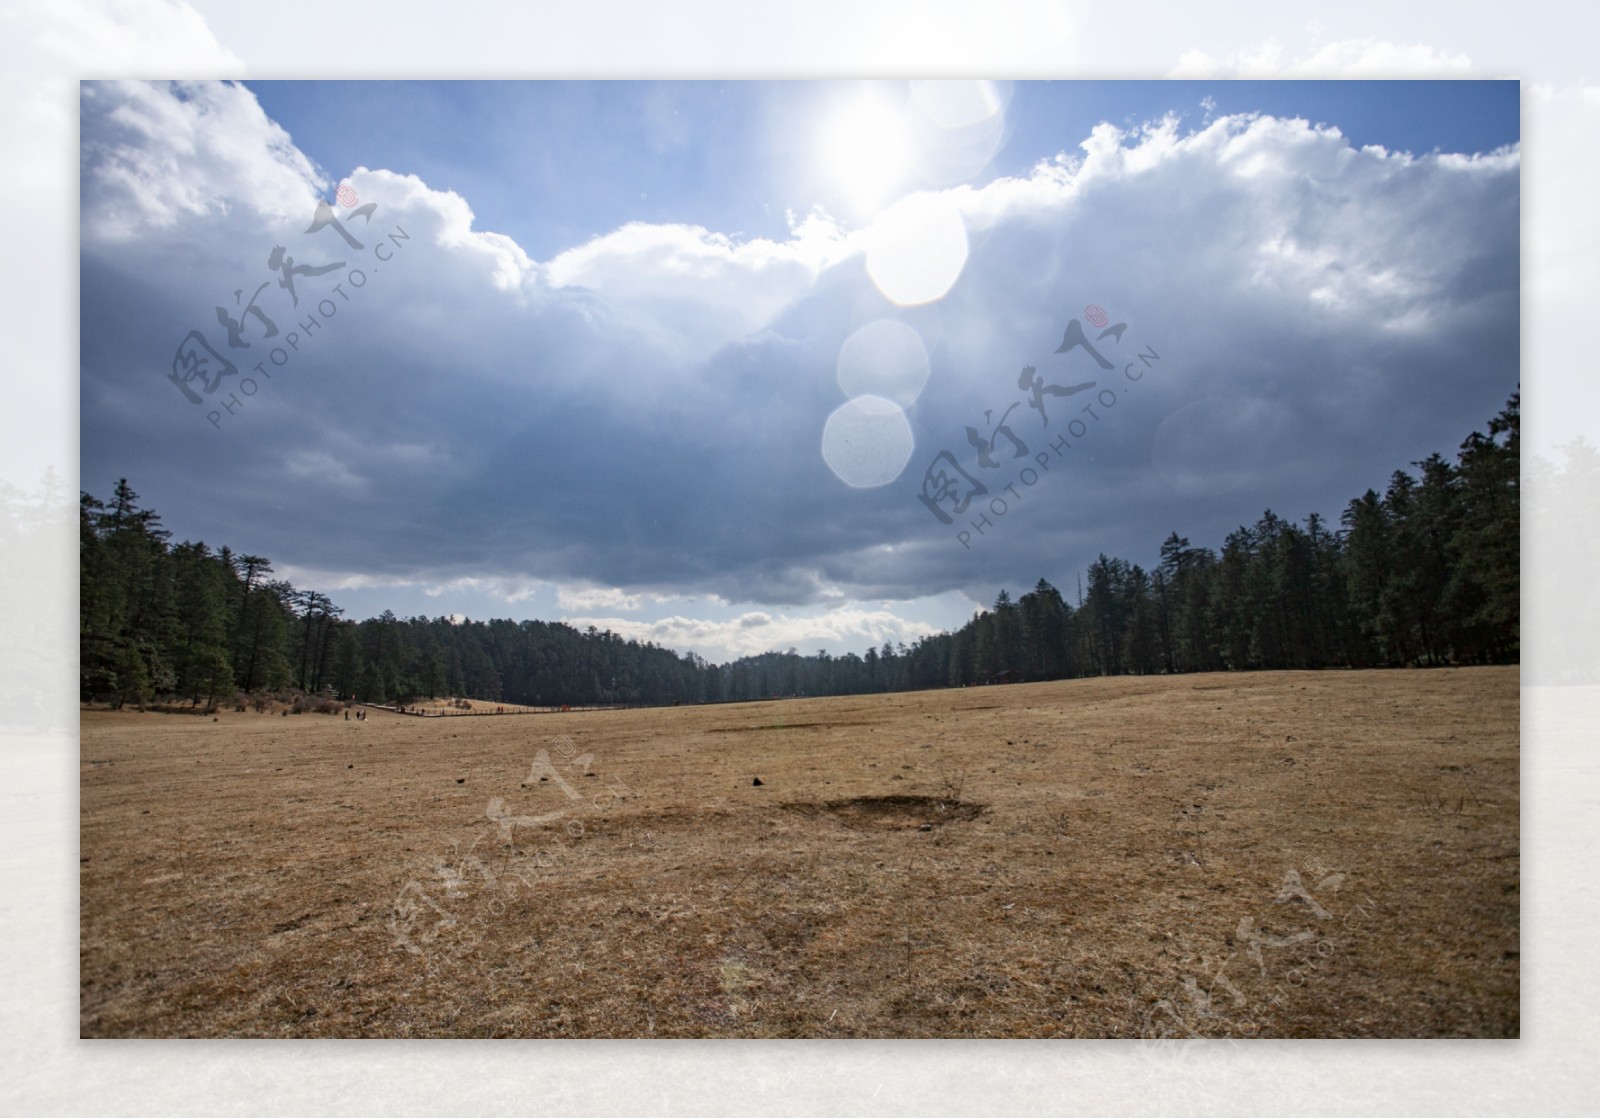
[79,667,1518,1038]
[785,794,985,832]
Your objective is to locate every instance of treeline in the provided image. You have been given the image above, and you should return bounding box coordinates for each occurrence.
[860,393,1518,691]
[79,394,1517,710]
[79,481,712,708]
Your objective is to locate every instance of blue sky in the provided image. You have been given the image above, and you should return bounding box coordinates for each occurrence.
[244,80,1519,260]
[79,79,1520,661]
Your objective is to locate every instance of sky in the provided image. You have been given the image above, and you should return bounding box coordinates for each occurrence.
[79,77,1520,663]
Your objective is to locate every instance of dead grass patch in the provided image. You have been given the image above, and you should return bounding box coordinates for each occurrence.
[80,667,1518,1038]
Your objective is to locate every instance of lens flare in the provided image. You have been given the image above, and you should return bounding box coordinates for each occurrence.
[908,80,1003,130]
[821,395,915,488]
[836,319,931,408]
[819,91,913,216]
[907,80,1007,188]
[866,193,969,306]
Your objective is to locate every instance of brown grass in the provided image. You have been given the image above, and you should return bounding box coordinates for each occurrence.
[79,667,1518,1038]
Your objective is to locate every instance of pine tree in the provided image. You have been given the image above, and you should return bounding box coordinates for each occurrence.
[169,541,233,706]
[1450,393,1519,662]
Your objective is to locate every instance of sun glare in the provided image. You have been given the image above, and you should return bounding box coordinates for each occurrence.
[820,92,913,216]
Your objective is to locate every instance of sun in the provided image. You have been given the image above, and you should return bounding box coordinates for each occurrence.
[818,90,914,217]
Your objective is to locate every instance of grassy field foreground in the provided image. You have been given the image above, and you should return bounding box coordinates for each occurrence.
[79,667,1519,1038]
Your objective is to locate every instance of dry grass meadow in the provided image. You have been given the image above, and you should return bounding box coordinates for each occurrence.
[79,667,1519,1038]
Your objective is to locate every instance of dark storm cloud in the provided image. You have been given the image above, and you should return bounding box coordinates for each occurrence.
[81,83,1518,632]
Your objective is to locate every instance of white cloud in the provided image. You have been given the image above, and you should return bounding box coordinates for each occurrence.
[360,167,543,295]
[556,586,644,612]
[560,604,942,661]
[81,79,323,241]
[544,212,855,354]
[267,570,546,605]
[419,577,544,604]
[272,566,416,594]
[948,112,1515,336]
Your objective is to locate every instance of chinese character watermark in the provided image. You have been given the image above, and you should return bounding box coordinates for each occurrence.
[915,303,1161,547]
[1138,855,1383,1044]
[386,734,636,963]
[167,184,412,430]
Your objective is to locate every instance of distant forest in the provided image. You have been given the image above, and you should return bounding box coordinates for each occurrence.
[78,394,1518,711]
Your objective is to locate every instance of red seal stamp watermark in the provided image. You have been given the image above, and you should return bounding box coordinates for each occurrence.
[336,183,359,208]
[1084,304,1109,329]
